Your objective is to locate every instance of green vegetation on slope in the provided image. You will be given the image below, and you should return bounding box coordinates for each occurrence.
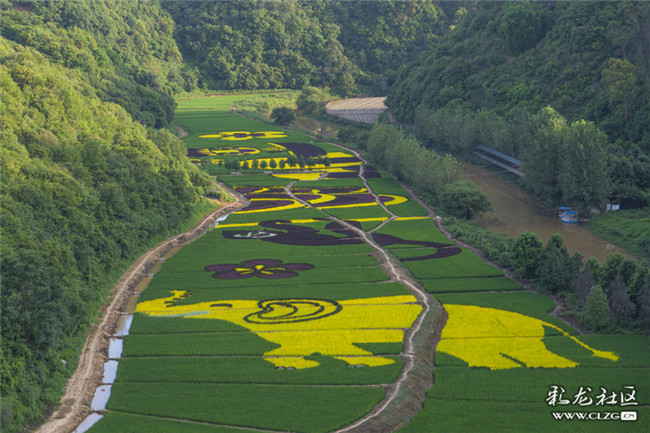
[388,1,650,146]
[586,208,650,260]
[385,1,650,255]
[163,0,459,95]
[0,35,211,433]
[1,0,196,127]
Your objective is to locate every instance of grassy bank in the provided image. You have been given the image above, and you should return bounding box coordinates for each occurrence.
[586,208,650,262]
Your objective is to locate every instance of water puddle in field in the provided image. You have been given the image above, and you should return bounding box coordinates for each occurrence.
[163,245,183,259]
[133,276,153,293]
[148,261,163,274]
[73,413,104,433]
[102,360,118,384]
[125,293,140,314]
[90,385,111,411]
[108,338,123,359]
[462,163,629,261]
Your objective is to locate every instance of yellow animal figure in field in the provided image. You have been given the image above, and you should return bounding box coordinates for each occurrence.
[437,304,619,369]
[136,290,422,369]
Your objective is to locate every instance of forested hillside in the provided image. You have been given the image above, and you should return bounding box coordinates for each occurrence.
[389,1,650,144]
[387,1,650,236]
[1,0,198,127]
[0,1,212,431]
[163,0,458,95]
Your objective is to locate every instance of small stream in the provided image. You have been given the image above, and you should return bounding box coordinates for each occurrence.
[462,163,626,262]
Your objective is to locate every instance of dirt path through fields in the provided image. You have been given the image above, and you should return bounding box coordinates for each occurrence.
[175,125,188,138]
[35,192,244,433]
[283,145,442,432]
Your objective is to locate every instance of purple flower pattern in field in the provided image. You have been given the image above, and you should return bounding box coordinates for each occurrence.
[206,259,314,279]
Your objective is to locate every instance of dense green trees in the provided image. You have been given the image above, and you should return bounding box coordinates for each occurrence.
[163,0,457,95]
[585,285,611,330]
[388,1,650,145]
[522,106,567,204]
[1,0,195,127]
[568,252,650,332]
[366,123,461,197]
[521,107,611,211]
[560,120,611,211]
[538,234,575,294]
[0,27,210,433]
[498,1,549,55]
[439,222,649,333]
[411,99,642,216]
[387,0,650,219]
[512,232,543,280]
[296,86,332,113]
[270,106,295,126]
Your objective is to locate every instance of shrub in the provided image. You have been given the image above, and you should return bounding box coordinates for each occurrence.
[270,107,295,126]
[440,180,492,219]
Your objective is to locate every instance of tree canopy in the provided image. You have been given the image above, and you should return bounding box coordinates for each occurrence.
[0,4,211,429]
[388,2,649,213]
[162,0,457,95]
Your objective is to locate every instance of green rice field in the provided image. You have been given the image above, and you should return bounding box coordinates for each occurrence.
[87,94,649,433]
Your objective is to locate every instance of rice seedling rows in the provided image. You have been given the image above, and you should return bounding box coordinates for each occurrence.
[107,383,386,433]
[115,356,402,385]
[92,96,647,433]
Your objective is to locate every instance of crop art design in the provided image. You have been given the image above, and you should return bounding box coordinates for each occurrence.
[222,220,461,261]
[437,304,619,369]
[205,259,314,279]
[199,131,288,140]
[136,290,422,369]
[186,147,260,157]
[233,186,412,214]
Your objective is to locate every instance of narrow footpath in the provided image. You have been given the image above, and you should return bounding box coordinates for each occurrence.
[284,152,444,432]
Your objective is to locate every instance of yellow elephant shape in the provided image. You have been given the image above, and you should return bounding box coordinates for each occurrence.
[136,290,422,369]
[437,304,618,369]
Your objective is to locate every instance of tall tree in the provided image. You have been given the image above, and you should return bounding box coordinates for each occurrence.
[439,181,492,220]
[270,106,295,126]
[608,274,636,325]
[538,234,573,293]
[601,58,637,121]
[512,231,543,280]
[523,107,567,204]
[574,269,596,307]
[585,285,611,330]
[559,120,611,212]
[637,284,650,331]
[498,1,548,55]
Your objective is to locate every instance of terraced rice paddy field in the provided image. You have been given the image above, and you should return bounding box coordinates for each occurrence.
[86,95,649,433]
